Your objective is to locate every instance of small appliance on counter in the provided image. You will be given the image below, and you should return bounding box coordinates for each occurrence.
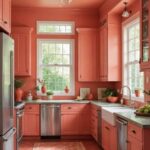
[0,33,16,150]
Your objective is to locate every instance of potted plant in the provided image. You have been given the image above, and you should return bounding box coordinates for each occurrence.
[46,91,54,100]
[15,79,24,102]
[102,88,119,103]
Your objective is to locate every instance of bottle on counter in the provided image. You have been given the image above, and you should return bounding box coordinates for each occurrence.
[26,91,33,101]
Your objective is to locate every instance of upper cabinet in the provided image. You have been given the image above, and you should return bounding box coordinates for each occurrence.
[77,28,99,82]
[0,0,11,33]
[12,27,33,76]
[140,0,150,71]
[99,16,121,81]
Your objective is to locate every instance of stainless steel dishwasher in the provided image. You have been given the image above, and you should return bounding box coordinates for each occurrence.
[41,104,61,138]
[116,117,128,150]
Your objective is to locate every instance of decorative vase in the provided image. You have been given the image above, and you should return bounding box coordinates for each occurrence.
[64,86,69,93]
[135,89,141,97]
[47,95,53,100]
[41,85,46,93]
[107,96,118,103]
[15,88,23,102]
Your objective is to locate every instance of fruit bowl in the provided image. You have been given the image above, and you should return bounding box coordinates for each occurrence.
[135,104,150,116]
[107,96,118,103]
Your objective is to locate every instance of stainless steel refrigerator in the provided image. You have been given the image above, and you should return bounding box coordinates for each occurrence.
[0,33,16,150]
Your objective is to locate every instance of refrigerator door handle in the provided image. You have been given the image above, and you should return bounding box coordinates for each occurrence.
[2,128,16,142]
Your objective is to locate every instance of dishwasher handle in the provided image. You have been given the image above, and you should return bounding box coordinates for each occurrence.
[46,105,60,108]
[116,118,127,125]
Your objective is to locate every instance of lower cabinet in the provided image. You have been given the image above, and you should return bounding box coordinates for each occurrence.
[127,135,143,150]
[23,104,40,136]
[90,104,98,141]
[102,119,117,150]
[61,104,90,135]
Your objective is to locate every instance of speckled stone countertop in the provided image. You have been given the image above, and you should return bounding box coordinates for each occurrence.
[25,99,90,104]
[115,111,150,128]
[24,99,122,107]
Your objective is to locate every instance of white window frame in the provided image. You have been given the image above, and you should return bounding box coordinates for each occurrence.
[37,21,75,35]
[37,39,75,96]
[122,17,144,102]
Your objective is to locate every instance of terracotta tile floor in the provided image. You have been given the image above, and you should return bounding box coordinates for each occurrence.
[19,138,102,150]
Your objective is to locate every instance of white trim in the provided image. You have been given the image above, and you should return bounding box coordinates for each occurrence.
[37,39,75,96]
[37,21,75,35]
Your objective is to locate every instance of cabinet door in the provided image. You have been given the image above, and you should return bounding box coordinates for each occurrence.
[128,135,142,150]
[78,28,98,81]
[144,70,150,102]
[2,0,11,33]
[23,113,39,136]
[61,113,79,135]
[12,27,32,76]
[78,113,90,135]
[102,120,117,150]
[99,26,108,81]
[0,0,2,24]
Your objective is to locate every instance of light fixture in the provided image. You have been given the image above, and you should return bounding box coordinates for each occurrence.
[60,0,72,4]
[122,2,130,18]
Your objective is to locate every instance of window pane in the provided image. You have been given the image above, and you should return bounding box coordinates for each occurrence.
[123,19,144,98]
[42,66,71,92]
[37,21,74,34]
[38,39,73,94]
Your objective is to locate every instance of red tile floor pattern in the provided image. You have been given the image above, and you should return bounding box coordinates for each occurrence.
[19,139,102,150]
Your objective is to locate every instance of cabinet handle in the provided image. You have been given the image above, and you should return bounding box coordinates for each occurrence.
[131,130,136,134]
[26,69,28,73]
[4,21,8,24]
[68,107,72,109]
[105,126,109,130]
[139,58,142,64]
[29,107,32,109]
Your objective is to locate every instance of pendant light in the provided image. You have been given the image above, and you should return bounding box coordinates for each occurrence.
[122,2,130,18]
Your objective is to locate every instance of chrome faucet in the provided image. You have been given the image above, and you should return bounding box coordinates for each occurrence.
[120,85,134,108]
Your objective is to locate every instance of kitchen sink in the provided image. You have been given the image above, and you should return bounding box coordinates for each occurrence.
[102,106,135,126]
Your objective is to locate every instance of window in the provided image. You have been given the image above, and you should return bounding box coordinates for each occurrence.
[37,21,75,34]
[123,18,144,100]
[37,39,74,95]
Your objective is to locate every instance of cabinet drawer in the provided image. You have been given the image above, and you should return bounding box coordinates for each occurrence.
[61,104,88,112]
[25,104,40,113]
[128,123,143,141]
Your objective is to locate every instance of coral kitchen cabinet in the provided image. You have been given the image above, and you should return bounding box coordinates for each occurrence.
[61,104,90,135]
[0,0,11,33]
[140,0,150,71]
[77,28,99,82]
[23,104,40,136]
[12,27,33,76]
[102,119,117,150]
[99,16,121,81]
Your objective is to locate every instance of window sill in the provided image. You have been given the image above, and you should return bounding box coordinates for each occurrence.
[123,95,144,102]
[36,91,75,97]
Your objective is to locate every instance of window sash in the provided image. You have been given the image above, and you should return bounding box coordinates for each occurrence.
[123,18,144,100]
[37,21,75,35]
[37,39,75,96]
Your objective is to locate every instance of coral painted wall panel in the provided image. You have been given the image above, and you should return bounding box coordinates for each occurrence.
[12,7,117,99]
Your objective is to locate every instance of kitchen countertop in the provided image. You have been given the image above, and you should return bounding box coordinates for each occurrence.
[24,99,90,104]
[24,99,123,107]
[22,99,150,128]
[115,111,150,128]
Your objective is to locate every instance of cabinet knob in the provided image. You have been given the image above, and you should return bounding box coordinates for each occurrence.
[4,21,8,24]
[131,130,136,134]
[105,126,110,130]
[68,107,72,109]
